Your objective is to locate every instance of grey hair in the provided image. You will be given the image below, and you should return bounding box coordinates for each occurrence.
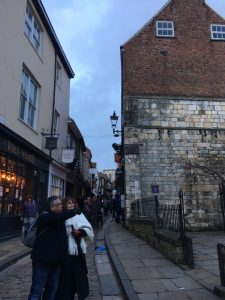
[47,195,60,210]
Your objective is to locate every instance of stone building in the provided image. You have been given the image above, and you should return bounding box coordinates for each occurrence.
[121,0,225,228]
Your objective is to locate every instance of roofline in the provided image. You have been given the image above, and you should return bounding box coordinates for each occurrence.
[121,0,225,48]
[121,0,172,47]
[32,0,75,78]
[68,117,86,151]
[203,0,225,21]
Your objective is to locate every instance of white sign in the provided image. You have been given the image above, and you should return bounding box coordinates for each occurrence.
[62,149,74,163]
[89,168,97,174]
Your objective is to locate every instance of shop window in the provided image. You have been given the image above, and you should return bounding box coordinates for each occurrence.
[51,175,64,197]
[0,155,25,216]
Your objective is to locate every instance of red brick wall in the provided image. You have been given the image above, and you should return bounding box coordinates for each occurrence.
[122,0,225,98]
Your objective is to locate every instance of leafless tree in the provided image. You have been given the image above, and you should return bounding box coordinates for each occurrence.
[174,154,225,183]
[174,154,225,230]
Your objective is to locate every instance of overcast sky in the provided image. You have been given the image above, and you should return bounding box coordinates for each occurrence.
[42,0,225,171]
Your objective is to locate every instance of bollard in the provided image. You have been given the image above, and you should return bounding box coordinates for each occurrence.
[217,243,225,287]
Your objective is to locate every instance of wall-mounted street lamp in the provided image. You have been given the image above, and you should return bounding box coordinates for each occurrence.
[110,111,122,137]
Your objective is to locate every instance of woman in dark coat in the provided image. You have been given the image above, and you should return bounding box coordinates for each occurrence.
[55,197,94,300]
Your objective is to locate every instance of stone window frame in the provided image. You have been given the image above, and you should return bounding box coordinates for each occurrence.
[156,20,175,37]
[211,24,225,40]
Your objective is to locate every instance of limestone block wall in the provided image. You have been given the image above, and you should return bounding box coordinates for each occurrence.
[123,97,225,228]
[127,217,184,264]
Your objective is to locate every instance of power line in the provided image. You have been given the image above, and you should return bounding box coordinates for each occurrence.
[83,135,115,138]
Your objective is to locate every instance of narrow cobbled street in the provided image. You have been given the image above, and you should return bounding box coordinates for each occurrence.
[0,241,102,300]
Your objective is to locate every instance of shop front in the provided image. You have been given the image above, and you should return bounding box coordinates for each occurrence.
[0,124,51,240]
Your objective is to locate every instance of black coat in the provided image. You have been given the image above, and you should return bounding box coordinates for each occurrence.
[31,210,75,266]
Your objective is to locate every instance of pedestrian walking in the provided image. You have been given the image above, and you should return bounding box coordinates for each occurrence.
[115,193,122,224]
[92,196,102,228]
[55,196,94,300]
[121,194,126,226]
[22,194,38,230]
[96,196,104,227]
[83,196,92,223]
[110,196,116,220]
[102,194,110,216]
[28,195,77,300]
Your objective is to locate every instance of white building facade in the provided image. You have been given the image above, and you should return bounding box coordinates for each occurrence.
[0,0,74,239]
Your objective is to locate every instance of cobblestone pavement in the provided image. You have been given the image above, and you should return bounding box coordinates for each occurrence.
[0,240,102,300]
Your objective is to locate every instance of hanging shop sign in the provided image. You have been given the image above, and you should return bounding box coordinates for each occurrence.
[45,137,58,150]
[61,149,74,163]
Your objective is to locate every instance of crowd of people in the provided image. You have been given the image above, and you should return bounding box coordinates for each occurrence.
[82,192,126,228]
[21,190,125,300]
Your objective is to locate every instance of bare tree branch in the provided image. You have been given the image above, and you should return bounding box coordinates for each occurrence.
[174,154,225,183]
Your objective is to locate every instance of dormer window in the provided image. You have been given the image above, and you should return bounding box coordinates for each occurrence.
[156,20,174,37]
[211,24,225,40]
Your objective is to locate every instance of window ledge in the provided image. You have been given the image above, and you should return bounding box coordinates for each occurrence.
[18,118,39,135]
[24,33,43,63]
[211,38,225,42]
[156,36,176,39]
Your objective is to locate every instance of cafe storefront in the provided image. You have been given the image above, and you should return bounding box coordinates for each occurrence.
[0,124,51,240]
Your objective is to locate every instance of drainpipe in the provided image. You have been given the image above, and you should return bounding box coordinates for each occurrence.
[50,49,57,158]
[120,46,125,196]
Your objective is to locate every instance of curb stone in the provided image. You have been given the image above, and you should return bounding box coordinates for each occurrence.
[104,223,139,300]
[0,249,31,272]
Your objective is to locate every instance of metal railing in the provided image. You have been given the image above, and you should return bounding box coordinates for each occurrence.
[130,197,181,232]
[159,205,180,231]
[130,193,194,268]
[130,197,158,218]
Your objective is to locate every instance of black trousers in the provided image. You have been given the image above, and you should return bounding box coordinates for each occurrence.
[55,254,89,300]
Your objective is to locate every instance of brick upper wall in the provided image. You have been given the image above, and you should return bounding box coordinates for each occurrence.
[122,0,225,98]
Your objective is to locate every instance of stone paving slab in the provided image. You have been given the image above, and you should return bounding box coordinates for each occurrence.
[125,266,163,280]
[198,275,221,290]
[142,258,174,267]
[132,279,167,293]
[99,275,121,296]
[157,266,185,278]
[120,259,145,268]
[106,222,221,299]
